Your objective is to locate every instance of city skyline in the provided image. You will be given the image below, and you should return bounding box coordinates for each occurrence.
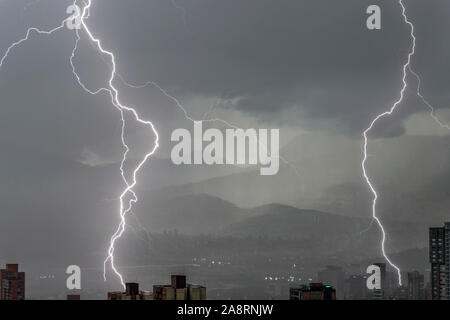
[1,220,447,300]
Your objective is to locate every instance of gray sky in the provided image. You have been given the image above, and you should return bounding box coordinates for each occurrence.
[0,0,449,290]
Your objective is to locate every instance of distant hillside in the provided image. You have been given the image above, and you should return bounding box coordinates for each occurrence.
[135,193,245,235]
[221,203,364,238]
[144,134,449,224]
[135,193,431,256]
[136,193,363,236]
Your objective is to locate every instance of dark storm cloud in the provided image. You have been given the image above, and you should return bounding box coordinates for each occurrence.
[1,0,442,139]
[83,0,450,137]
[0,0,448,166]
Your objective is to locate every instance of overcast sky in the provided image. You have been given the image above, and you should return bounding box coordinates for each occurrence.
[0,0,449,289]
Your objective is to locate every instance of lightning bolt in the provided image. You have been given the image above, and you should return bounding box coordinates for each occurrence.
[1,0,300,290]
[409,67,450,130]
[362,0,449,287]
[362,0,414,286]
[72,0,159,289]
[0,0,158,289]
[0,23,67,69]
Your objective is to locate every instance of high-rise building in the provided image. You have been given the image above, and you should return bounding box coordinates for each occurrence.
[153,275,206,300]
[126,282,139,296]
[107,282,153,300]
[289,283,336,300]
[429,222,450,300]
[317,266,345,299]
[0,264,25,300]
[407,271,424,300]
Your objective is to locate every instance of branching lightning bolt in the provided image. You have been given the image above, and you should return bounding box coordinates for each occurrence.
[362,0,449,286]
[409,67,450,130]
[0,0,159,289]
[0,0,300,290]
[361,0,414,286]
[72,0,159,289]
[0,24,67,68]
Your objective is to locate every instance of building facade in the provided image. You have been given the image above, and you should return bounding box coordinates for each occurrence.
[290,283,336,300]
[108,275,206,300]
[107,282,153,300]
[153,275,206,300]
[0,264,25,300]
[429,222,450,300]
